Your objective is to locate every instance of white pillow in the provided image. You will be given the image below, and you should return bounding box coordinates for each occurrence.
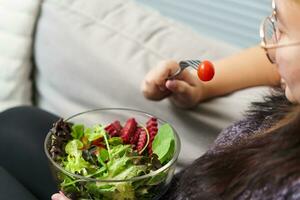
[34,0,269,167]
[0,0,40,111]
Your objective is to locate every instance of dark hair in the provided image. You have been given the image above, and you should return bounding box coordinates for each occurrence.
[166,90,300,199]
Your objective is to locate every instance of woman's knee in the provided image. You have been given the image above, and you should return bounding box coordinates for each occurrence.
[1,106,55,119]
[0,106,59,128]
[0,106,60,144]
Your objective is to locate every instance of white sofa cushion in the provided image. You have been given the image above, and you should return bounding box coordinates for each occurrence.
[0,0,40,111]
[34,0,269,167]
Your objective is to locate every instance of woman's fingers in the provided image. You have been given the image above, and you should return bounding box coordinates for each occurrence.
[165,70,203,108]
[165,79,199,108]
[165,79,191,95]
[141,60,178,100]
[51,192,70,200]
[154,60,179,86]
[141,59,202,106]
[141,77,171,100]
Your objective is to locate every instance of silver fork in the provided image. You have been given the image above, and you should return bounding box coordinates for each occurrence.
[167,60,201,80]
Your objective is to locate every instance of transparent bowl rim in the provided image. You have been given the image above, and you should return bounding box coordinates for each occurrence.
[44,108,181,183]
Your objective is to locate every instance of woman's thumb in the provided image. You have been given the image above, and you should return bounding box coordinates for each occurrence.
[165,80,190,95]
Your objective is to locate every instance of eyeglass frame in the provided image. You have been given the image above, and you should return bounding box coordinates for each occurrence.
[259,0,300,63]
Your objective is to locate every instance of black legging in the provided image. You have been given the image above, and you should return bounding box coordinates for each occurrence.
[0,106,59,200]
[0,106,182,200]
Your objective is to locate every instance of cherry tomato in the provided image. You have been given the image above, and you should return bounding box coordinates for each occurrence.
[197,60,215,81]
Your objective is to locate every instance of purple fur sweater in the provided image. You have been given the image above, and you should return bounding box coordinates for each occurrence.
[162,92,300,200]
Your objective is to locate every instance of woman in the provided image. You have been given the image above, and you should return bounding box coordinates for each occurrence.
[141,0,300,199]
[0,0,299,199]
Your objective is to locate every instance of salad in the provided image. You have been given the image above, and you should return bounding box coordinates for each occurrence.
[47,116,176,200]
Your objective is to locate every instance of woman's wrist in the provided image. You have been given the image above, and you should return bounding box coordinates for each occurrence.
[198,84,217,103]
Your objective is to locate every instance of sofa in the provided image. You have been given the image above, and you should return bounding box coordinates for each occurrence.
[1,0,271,168]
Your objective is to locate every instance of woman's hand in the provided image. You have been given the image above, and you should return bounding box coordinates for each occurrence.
[141,60,207,108]
[51,192,70,200]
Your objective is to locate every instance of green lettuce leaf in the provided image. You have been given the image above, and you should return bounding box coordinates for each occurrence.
[84,125,106,142]
[71,124,84,139]
[64,139,90,175]
[65,139,83,157]
[152,124,175,164]
[110,144,132,159]
[108,137,123,146]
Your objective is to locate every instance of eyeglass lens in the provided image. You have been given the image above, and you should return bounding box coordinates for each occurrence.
[263,17,278,63]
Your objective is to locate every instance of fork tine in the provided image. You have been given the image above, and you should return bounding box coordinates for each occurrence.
[167,60,202,79]
[191,60,201,65]
[185,60,196,65]
[185,60,201,70]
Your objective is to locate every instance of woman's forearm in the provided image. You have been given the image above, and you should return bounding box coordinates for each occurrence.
[201,45,281,100]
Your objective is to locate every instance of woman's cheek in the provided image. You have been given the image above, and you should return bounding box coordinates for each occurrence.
[275,46,299,78]
[277,47,300,104]
[290,68,300,104]
[276,49,289,79]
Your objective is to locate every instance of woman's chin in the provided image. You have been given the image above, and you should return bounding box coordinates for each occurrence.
[285,87,298,104]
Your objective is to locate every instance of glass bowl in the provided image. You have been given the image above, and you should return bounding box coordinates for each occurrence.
[44,108,181,200]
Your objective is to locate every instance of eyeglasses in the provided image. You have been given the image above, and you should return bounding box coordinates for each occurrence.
[260,0,300,64]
